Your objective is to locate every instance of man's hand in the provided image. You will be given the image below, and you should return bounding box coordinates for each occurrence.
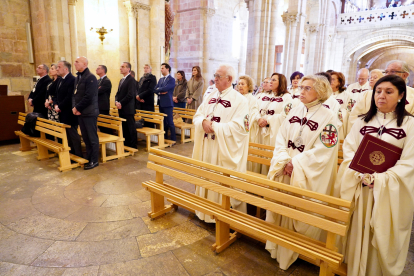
[116,102,122,109]
[55,105,61,113]
[28,99,33,106]
[187,98,193,105]
[160,92,168,95]
[283,160,293,177]
[45,99,49,109]
[202,119,214,133]
[173,96,178,103]
[136,95,141,101]
[258,118,268,128]
[72,107,81,115]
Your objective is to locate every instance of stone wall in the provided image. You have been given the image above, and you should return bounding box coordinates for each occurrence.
[0,0,34,97]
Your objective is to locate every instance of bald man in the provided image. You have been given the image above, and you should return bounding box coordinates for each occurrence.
[344,68,370,112]
[73,56,99,170]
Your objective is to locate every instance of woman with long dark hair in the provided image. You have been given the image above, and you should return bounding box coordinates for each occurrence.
[173,71,187,108]
[335,75,414,276]
[288,71,303,107]
[185,66,204,110]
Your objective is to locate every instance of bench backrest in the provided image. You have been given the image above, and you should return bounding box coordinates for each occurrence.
[147,148,353,237]
[247,142,274,167]
[173,107,195,120]
[134,109,166,130]
[97,114,125,137]
[338,140,344,167]
[18,112,71,148]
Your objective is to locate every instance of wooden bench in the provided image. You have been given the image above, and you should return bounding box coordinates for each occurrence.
[97,114,137,162]
[173,107,195,143]
[338,140,344,168]
[15,112,88,172]
[246,142,274,178]
[134,109,172,151]
[143,148,352,276]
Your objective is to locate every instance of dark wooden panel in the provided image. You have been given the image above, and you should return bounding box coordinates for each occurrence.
[0,95,25,141]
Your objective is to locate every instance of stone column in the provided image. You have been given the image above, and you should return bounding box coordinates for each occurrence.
[149,0,165,78]
[265,0,279,77]
[238,22,247,76]
[123,1,138,74]
[245,0,263,82]
[68,0,78,67]
[304,24,319,75]
[134,2,151,77]
[281,12,306,77]
[202,8,215,80]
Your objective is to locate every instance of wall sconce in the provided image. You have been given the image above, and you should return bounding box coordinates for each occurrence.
[90,26,113,44]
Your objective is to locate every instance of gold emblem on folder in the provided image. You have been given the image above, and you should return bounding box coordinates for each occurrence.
[369,151,385,166]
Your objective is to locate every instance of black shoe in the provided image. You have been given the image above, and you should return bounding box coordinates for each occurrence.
[84,162,99,170]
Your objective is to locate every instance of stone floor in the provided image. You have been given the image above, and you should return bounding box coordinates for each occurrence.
[0,140,413,276]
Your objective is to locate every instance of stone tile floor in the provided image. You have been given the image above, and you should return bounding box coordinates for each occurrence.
[0,140,413,276]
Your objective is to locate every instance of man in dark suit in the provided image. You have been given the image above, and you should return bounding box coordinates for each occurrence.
[154,63,176,142]
[72,57,99,170]
[115,62,137,149]
[54,60,82,157]
[96,64,112,134]
[136,64,157,128]
[28,64,52,118]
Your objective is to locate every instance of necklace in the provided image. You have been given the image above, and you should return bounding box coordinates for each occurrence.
[294,103,322,147]
[207,88,232,120]
[260,93,277,116]
[375,114,396,139]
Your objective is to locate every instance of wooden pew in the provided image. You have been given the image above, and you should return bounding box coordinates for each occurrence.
[143,148,352,276]
[134,109,172,151]
[246,142,274,178]
[97,114,137,162]
[173,107,195,143]
[338,140,344,169]
[15,112,88,172]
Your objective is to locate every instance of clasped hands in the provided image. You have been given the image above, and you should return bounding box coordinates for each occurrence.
[283,160,293,177]
[115,101,122,109]
[258,118,268,128]
[136,95,145,103]
[72,107,81,115]
[202,119,214,133]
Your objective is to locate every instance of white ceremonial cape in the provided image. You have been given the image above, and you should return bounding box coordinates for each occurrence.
[193,86,250,223]
[348,86,414,134]
[266,102,339,270]
[244,93,261,172]
[203,84,216,101]
[323,95,348,140]
[345,81,371,107]
[334,112,414,276]
[288,87,301,108]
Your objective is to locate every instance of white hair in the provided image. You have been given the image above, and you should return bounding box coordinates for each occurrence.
[144,64,152,70]
[386,60,410,75]
[218,64,236,82]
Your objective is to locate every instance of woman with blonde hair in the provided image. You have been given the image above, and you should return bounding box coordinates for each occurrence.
[238,75,259,145]
[185,66,204,110]
[266,75,339,270]
[44,64,60,122]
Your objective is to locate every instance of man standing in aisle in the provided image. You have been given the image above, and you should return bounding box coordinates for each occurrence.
[28,64,52,118]
[72,57,99,170]
[115,62,137,149]
[154,63,176,143]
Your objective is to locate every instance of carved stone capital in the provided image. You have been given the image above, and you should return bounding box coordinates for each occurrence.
[305,24,319,33]
[200,7,216,17]
[282,12,300,25]
[68,0,78,6]
[240,22,247,29]
[133,2,151,11]
[123,1,137,17]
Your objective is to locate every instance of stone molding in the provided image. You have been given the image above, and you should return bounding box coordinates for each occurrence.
[133,2,151,11]
[124,1,150,17]
[176,7,215,17]
[68,0,77,6]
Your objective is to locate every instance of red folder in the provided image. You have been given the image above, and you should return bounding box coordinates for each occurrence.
[349,134,403,174]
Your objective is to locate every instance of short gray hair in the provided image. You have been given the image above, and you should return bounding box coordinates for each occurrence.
[42,64,49,73]
[300,75,332,102]
[144,64,152,70]
[58,60,71,72]
[218,64,236,82]
[370,69,384,78]
[386,60,410,75]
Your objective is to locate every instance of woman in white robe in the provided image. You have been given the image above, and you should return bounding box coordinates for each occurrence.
[255,77,270,100]
[330,71,350,139]
[266,75,339,270]
[288,71,303,108]
[256,73,293,174]
[238,75,260,143]
[335,75,414,276]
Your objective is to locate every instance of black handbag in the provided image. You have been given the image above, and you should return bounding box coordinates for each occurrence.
[21,112,45,137]
[135,118,145,129]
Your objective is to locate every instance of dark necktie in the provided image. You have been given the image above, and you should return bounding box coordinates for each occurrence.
[119,77,125,88]
[98,78,102,85]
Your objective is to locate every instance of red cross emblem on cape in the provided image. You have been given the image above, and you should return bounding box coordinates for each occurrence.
[320,124,338,148]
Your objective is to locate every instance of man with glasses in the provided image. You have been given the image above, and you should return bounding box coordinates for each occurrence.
[345,68,370,112]
[28,64,52,118]
[193,64,250,223]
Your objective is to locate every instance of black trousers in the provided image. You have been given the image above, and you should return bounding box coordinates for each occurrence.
[67,125,82,157]
[98,109,112,134]
[79,116,99,163]
[120,113,137,149]
[160,106,176,141]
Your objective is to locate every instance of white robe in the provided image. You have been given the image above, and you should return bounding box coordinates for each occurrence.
[193,86,250,223]
[345,81,371,108]
[323,95,348,140]
[334,112,414,276]
[348,86,414,134]
[288,87,301,108]
[266,102,339,270]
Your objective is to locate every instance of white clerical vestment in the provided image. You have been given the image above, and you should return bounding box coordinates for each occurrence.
[348,86,414,134]
[288,87,301,108]
[344,82,371,111]
[334,112,414,276]
[266,101,339,270]
[193,86,250,223]
[323,95,348,140]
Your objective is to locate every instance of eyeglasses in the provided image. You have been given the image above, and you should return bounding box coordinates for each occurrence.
[213,74,227,79]
[298,86,313,92]
[383,70,404,75]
